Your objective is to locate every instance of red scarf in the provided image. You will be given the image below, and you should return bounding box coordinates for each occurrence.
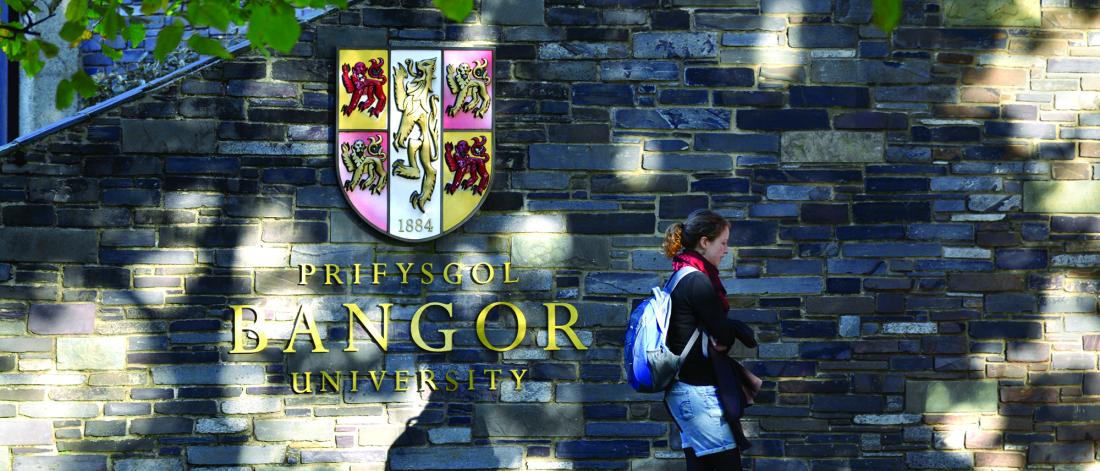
[671,249,729,310]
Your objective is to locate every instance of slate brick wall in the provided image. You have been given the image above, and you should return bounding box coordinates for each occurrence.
[3,0,1100,469]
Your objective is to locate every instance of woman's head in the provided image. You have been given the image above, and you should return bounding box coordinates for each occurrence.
[662,209,731,266]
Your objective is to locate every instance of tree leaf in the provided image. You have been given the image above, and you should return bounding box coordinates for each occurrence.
[34,39,59,58]
[64,0,88,22]
[59,21,87,42]
[188,34,230,58]
[124,22,146,46]
[19,40,44,76]
[5,0,31,13]
[248,2,300,53]
[871,0,902,35]
[433,0,472,22]
[141,0,168,15]
[71,70,98,97]
[102,43,123,60]
[153,20,184,61]
[56,79,75,109]
[100,8,124,38]
[189,0,230,30]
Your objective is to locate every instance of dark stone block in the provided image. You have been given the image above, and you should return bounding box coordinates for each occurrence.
[729,220,778,246]
[481,192,524,211]
[789,25,858,48]
[548,124,610,143]
[800,342,853,360]
[1052,216,1100,232]
[556,440,649,459]
[995,249,1047,270]
[185,277,252,295]
[615,109,731,130]
[969,321,1043,339]
[684,67,754,87]
[834,111,908,129]
[658,89,709,105]
[130,417,194,435]
[592,174,688,193]
[691,178,750,193]
[695,133,779,152]
[782,320,838,338]
[121,120,217,154]
[159,226,259,248]
[790,86,869,108]
[893,28,1008,50]
[812,395,884,412]
[153,400,218,415]
[659,195,710,218]
[262,221,327,243]
[912,126,981,142]
[852,202,930,223]
[3,205,56,226]
[713,91,785,107]
[565,213,654,234]
[865,177,929,192]
[572,84,634,106]
[737,109,830,131]
[63,266,130,288]
[802,204,850,224]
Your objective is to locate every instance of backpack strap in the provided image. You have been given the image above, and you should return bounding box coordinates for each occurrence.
[664,266,698,294]
[664,266,702,381]
[674,328,701,380]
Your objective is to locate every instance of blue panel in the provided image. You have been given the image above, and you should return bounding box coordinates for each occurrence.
[0,2,8,144]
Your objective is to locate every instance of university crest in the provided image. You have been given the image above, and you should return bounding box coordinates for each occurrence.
[336,49,495,242]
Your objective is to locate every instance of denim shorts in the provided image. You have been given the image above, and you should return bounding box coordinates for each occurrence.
[665,381,737,456]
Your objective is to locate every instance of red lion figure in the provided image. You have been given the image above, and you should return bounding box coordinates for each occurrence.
[444,136,491,196]
[340,58,387,118]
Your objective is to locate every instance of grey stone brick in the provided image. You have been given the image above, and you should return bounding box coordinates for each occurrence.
[482,0,544,25]
[112,458,185,471]
[28,303,95,334]
[0,419,53,445]
[152,365,267,385]
[473,404,583,437]
[186,445,287,465]
[121,120,217,153]
[512,235,610,268]
[633,32,717,58]
[0,228,97,262]
[13,455,107,471]
[389,446,523,470]
[529,144,641,170]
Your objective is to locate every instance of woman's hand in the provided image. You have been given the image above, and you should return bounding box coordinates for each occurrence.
[710,337,730,353]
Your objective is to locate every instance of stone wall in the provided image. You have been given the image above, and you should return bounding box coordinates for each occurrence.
[3,0,1100,469]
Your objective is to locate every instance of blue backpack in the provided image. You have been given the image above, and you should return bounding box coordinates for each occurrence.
[625,266,702,393]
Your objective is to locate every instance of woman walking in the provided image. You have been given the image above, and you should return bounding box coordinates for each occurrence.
[662,209,758,471]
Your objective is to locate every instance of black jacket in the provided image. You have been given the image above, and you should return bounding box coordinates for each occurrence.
[665,271,758,385]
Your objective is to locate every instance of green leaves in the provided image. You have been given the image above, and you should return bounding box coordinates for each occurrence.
[247,2,300,53]
[188,0,231,31]
[56,79,75,109]
[54,71,98,110]
[872,0,902,35]
[22,0,484,112]
[141,0,168,15]
[71,70,99,97]
[153,21,184,61]
[189,35,230,58]
[58,21,87,43]
[63,0,88,22]
[124,22,146,47]
[433,0,473,22]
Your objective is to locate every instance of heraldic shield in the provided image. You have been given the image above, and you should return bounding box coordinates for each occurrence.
[336,49,494,242]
